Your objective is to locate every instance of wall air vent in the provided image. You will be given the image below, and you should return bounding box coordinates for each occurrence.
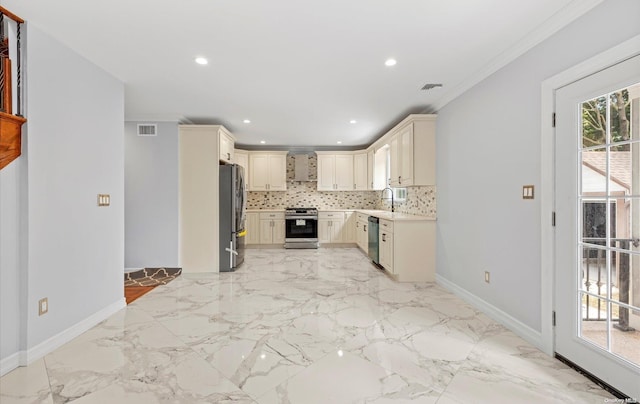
[421,83,443,91]
[137,124,157,136]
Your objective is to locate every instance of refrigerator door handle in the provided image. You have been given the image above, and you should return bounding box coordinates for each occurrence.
[225,241,238,269]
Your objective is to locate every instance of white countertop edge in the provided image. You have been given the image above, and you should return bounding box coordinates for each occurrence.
[246,208,435,221]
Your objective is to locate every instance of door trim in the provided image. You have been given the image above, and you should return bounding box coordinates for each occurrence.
[540,34,640,356]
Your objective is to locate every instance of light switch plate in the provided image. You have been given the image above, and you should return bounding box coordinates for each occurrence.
[39,297,48,315]
[97,194,110,206]
[522,185,534,200]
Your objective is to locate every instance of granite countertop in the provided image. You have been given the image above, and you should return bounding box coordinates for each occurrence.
[355,209,436,222]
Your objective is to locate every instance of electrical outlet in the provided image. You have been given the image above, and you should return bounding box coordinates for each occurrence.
[484,271,490,284]
[39,298,48,316]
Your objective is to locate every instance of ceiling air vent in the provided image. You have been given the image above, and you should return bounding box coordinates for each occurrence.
[137,124,157,136]
[421,83,443,91]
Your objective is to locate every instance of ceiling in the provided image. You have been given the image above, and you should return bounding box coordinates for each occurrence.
[4,0,599,148]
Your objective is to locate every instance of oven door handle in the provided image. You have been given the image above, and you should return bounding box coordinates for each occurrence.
[285,216,318,220]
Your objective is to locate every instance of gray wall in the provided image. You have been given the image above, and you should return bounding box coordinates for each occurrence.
[1,22,125,366]
[436,0,640,332]
[125,122,179,269]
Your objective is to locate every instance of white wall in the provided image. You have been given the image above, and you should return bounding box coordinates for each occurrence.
[125,122,179,269]
[0,160,24,364]
[0,22,125,371]
[436,0,640,335]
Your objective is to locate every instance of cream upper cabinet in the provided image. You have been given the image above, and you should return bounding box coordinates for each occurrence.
[353,152,368,191]
[233,150,249,188]
[317,154,335,190]
[389,136,400,187]
[316,153,354,191]
[388,115,436,187]
[366,149,375,190]
[249,152,287,191]
[219,128,235,163]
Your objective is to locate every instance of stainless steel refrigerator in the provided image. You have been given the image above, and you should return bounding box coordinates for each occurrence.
[219,164,246,272]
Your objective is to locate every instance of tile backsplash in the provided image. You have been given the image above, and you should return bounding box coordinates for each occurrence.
[246,153,436,217]
[377,186,437,217]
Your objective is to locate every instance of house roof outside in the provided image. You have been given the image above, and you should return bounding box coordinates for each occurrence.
[582,151,632,192]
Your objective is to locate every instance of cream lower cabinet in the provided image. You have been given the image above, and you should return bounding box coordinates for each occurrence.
[343,211,356,243]
[378,220,394,273]
[318,212,344,243]
[245,212,260,245]
[377,218,435,282]
[355,213,369,253]
[259,212,285,244]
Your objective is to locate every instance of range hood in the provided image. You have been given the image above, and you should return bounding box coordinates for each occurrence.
[290,152,316,182]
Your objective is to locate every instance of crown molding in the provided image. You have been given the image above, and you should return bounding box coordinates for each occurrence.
[434,0,604,111]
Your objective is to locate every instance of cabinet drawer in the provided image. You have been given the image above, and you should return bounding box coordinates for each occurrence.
[380,219,394,232]
[319,211,341,219]
[259,212,285,220]
[356,213,369,223]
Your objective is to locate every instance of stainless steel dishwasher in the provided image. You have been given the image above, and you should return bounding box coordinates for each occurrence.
[367,216,379,265]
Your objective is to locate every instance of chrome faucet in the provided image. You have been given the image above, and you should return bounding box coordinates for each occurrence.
[381,187,394,212]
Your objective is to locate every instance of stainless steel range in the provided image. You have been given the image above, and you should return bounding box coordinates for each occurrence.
[284,208,319,249]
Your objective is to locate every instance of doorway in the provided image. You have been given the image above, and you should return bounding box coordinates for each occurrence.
[554,54,640,398]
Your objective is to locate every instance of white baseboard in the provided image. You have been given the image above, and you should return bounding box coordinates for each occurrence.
[124,267,143,273]
[436,274,544,351]
[0,298,126,377]
[0,352,20,377]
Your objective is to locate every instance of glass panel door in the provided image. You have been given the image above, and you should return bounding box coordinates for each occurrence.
[555,55,640,398]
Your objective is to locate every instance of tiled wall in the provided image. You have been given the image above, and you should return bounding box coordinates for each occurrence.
[377,186,437,217]
[246,153,437,217]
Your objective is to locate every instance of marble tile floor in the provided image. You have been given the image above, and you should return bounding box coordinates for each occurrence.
[1,248,615,403]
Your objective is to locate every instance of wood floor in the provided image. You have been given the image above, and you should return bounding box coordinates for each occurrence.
[124,286,157,304]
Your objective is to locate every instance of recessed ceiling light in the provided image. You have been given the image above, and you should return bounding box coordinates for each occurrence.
[243,119,251,124]
[349,120,357,124]
[195,57,208,65]
[385,58,397,67]
[337,141,342,144]
[260,140,266,144]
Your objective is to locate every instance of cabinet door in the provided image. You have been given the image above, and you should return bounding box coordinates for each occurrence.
[272,219,286,244]
[389,136,400,187]
[318,219,332,243]
[334,155,354,190]
[399,125,414,186]
[361,221,369,253]
[317,155,336,191]
[379,229,394,273]
[343,212,356,243]
[367,149,375,190]
[219,132,234,163]
[250,154,270,191]
[246,213,260,245]
[353,153,368,190]
[268,155,287,191]
[259,220,273,244]
[330,218,344,243]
